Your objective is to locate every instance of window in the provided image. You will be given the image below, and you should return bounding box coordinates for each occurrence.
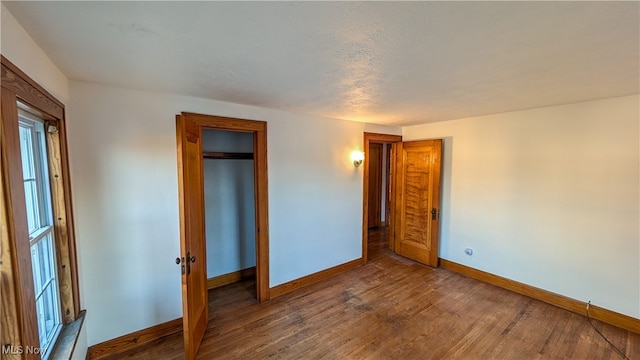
[18,113,63,359]
[1,55,82,359]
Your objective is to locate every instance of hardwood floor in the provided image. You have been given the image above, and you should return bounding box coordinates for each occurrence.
[104,228,639,359]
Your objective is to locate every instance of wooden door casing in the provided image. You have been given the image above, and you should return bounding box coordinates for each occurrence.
[392,139,442,267]
[179,112,269,302]
[361,132,402,264]
[176,115,208,360]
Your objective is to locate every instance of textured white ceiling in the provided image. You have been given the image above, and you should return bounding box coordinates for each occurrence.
[3,1,639,126]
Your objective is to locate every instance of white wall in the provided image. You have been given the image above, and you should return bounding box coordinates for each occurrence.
[202,130,256,278]
[403,95,640,319]
[67,80,400,345]
[1,5,89,359]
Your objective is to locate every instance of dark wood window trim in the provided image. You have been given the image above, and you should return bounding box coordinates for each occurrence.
[1,55,81,358]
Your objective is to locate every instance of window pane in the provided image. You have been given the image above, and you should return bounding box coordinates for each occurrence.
[23,180,40,233]
[20,122,42,234]
[19,125,35,180]
[31,242,43,296]
[36,130,54,227]
[35,288,45,346]
[41,234,55,283]
[33,232,61,353]
[35,281,61,352]
[31,232,55,298]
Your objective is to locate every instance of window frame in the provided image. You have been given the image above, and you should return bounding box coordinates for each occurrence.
[1,55,80,359]
[19,114,64,358]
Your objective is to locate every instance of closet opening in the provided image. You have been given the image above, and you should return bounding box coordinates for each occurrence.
[202,130,257,296]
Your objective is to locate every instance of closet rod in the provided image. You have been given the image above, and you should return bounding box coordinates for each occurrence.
[203,151,254,160]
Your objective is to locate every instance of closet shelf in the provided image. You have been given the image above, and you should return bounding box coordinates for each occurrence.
[203,151,254,160]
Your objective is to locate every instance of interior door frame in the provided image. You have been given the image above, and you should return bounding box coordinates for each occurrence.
[361,132,402,264]
[180,112,270,302]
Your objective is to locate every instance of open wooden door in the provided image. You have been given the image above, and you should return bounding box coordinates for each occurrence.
[392,139,442,267]
[176,114,208,360]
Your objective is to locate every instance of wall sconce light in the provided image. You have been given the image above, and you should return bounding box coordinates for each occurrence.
[352,151,365,167]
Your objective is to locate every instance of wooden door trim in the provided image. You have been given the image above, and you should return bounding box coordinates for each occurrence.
[182,112,265,132]
[362,132,402,264]
[180,112,270,302]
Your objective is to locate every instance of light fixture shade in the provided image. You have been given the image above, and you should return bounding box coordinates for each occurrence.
[352,151,365,167]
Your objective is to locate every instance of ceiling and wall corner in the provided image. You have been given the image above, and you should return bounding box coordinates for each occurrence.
[0,3,69,102]
[3,1,639,126]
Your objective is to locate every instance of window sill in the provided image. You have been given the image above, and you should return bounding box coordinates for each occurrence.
[50,310,86,360]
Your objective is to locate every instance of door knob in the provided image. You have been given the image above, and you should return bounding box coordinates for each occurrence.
[189,256,196,263]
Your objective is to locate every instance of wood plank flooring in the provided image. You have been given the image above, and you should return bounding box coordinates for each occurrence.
[104,228,639,359]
